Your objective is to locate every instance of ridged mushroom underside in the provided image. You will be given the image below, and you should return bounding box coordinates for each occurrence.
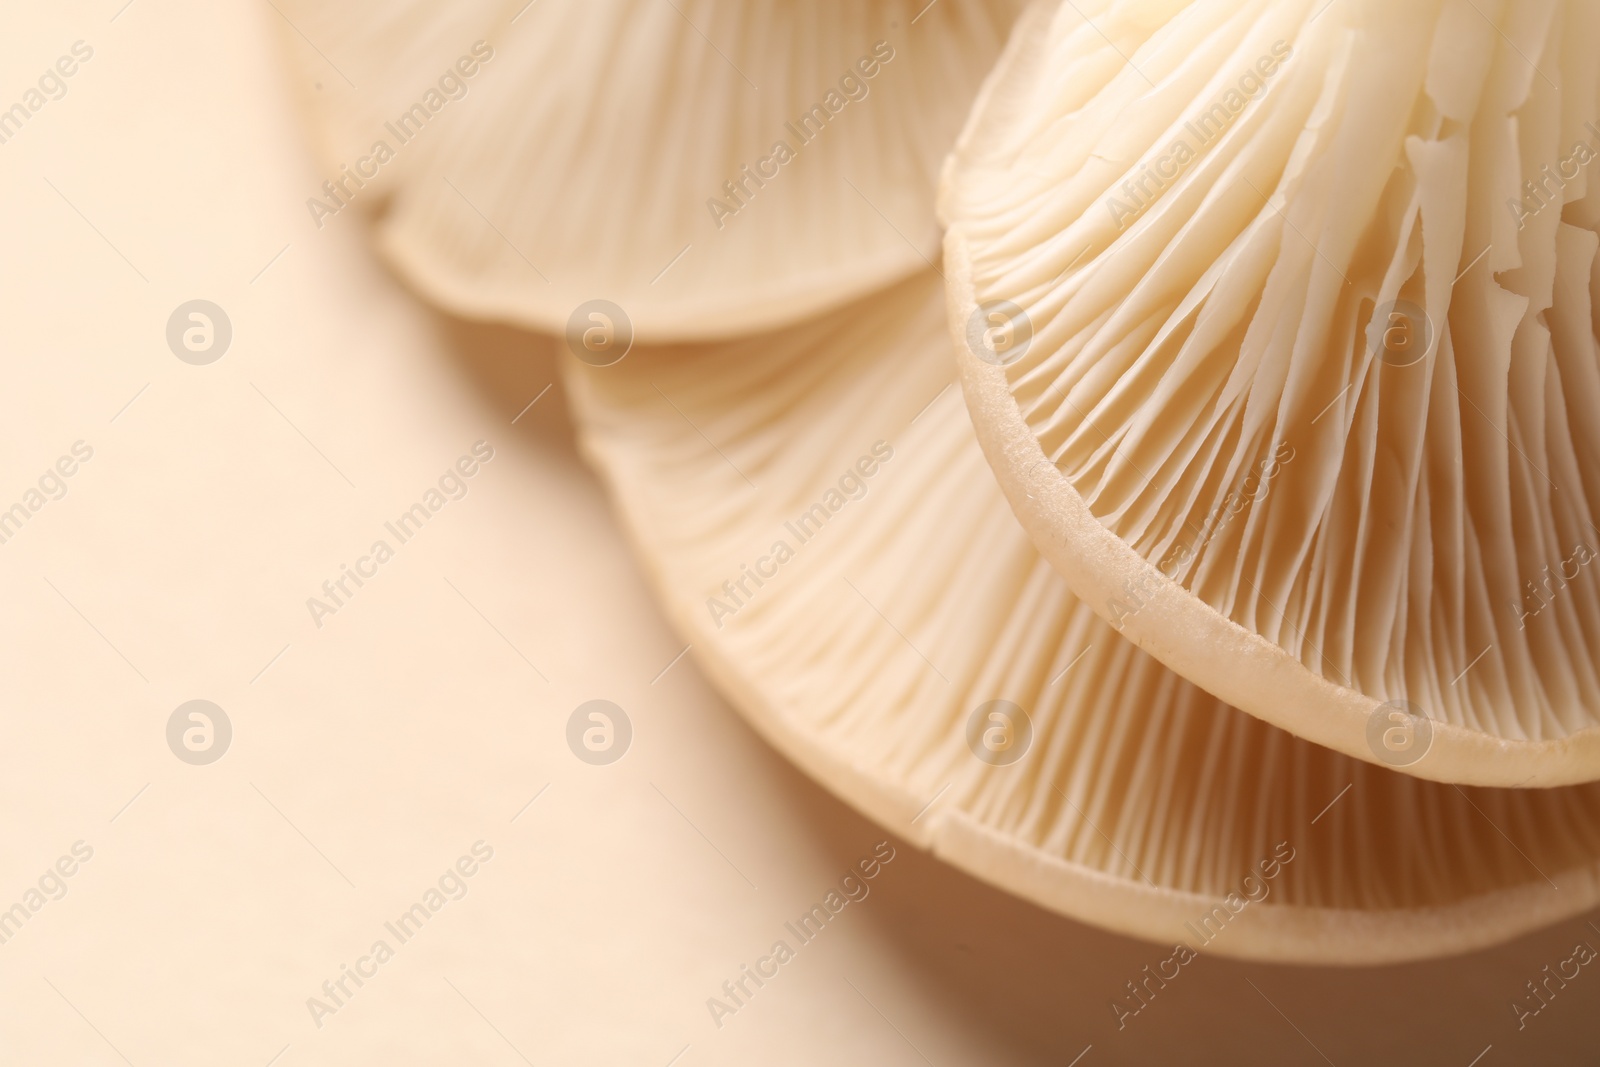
[943,0,1600,784]
[564,269,1600,962]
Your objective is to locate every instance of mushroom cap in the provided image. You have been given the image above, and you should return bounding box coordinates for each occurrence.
[273,0,1022,340]
[563,267,1600,964]
[942,0,1600,786]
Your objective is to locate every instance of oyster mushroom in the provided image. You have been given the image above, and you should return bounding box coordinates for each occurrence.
[562,268,1600,963]
[942,0,1600,785]
[273,0,1023,340]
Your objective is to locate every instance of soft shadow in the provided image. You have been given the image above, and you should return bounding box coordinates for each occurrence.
[425,305,1600,1067]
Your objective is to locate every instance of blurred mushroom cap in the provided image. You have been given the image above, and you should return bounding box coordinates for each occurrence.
[274,0,1024,340]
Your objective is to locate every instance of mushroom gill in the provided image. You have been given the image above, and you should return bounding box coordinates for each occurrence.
[563,268,1600,963]
[943,0,1600,785]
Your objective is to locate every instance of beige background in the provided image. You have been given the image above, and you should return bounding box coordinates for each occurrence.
[0,1,1596,1063]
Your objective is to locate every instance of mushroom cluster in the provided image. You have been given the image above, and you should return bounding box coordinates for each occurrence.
[276,0,1600,962]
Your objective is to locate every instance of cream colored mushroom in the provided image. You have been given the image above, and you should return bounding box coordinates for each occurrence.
[272,0,1023,340]
[942,0,1600,786]
[563,267,1600,963]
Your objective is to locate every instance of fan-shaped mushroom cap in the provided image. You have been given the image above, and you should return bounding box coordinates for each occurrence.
[942,0,1600,786]
[563,268,1600,963]
[273,0,1021,340]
